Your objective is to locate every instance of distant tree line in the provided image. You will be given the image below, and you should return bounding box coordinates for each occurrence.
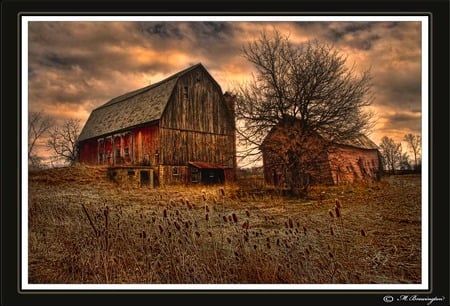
[28,111,80,169]
[378,134,421,174]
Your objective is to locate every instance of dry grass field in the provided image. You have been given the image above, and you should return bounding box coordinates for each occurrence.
[27,165,422,284]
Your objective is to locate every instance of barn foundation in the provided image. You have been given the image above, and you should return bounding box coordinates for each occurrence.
[107,166,156,188]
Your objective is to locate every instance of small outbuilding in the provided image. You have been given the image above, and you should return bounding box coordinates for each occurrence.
[261,119,382,187]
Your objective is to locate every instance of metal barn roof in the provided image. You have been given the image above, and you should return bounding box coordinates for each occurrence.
[78,63,207,142]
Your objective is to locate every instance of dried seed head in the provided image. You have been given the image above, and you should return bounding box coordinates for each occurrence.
[328,251,334,258]
[245,210,250,217]
[330,226,334,236]
[195,231,200,237]
[174,221,181,231]
[220,188,225,196]
[223,216,228,223]
[328,210,334,218]
[227,237,232,244]
[335,199,341,209]
[242,220,249,229]
[316,228,321,234]
[232,213,238,223]
[142,231,146,239]
[202,194,207,202]
[163,209,167,218]
[360,229,366,237]
[228,215,233,222]
[335,206,341,218]
[205,205,210,213]
[205,213,209,221]
[158,225,163,233]
[288,218,294,228]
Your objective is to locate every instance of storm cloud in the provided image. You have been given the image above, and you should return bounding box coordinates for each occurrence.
[25,18,424,157]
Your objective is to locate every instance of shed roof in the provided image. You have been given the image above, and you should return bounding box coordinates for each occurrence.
[78,63,207,142]
[261,119,378,151]
[188,162,226,169]
[331,134,379,150]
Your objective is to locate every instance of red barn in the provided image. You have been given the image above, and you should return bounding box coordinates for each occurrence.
[78,63,236,186]
[261,119,381,187]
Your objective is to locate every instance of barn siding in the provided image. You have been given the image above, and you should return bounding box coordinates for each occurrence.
[328,146,381,184]
[78,138,98,164]
[160,67,234,136]
[130,125,159,166]
[262,146,333,187]
[78,64,236,186]
[159,66,235,172]
[159,128,234,168]
[78,124,160,166]
[159,165,189,185]
[261,122,380,186]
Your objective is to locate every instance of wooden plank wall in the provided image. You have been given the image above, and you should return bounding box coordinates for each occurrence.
[159,66,235,168]
[159,129,234,167]
[328,146,381,184]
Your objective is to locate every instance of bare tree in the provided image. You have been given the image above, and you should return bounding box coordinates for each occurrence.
[235,29,374,194]
[28,111,54,167]
[403,133,421,171]
[378,136,402,174]
[47,118,81,165]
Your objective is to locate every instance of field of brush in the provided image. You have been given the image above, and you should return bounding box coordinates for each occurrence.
[27,165,422,284]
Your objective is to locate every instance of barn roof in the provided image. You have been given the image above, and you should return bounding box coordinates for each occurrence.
[188,161,226,169]
[78,63,210,142]
[331,133,379,150]
[261,119,378,151]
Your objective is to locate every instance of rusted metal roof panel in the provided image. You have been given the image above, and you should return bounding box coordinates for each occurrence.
[78,63,204,142]
[188,161,226,169]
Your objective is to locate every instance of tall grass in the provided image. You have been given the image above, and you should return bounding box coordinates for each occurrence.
[28,166,422,284]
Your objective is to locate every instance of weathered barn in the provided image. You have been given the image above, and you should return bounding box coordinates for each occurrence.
[78,63,236,186]
[261,119,381,187]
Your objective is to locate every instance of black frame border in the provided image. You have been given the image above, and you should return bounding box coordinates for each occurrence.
[2,1,449,305]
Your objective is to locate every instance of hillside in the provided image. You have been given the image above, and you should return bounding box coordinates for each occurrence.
[27,165,422,285]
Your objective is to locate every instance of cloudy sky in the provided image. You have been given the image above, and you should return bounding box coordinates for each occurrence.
[25,17,425,165]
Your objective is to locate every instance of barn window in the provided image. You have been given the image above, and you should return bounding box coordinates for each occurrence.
[183,86,188,101]
[191,167,200,183]
[128,170,135,176]
[173,167,179,176]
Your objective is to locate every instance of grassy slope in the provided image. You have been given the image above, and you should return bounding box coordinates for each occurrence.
[27,165,422,284]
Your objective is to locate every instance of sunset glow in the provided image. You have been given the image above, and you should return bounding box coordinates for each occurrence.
[24,16,426,165]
